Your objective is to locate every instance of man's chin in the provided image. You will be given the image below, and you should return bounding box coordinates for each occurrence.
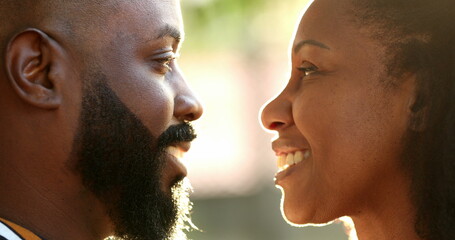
[167,177,195,240]
[160,171,187,197]
[109,178,194,240]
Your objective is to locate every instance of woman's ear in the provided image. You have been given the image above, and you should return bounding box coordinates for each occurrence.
[5,28,64,109]
[400,72,427,132]
[409,92,428,132]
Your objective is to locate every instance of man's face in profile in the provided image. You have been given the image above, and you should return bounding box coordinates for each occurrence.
[74,76,196,240]
[68,1,202,239]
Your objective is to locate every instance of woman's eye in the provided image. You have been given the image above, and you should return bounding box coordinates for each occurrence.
[297,62,318,77]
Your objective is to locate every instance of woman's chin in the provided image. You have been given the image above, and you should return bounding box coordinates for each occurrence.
[282,212,335,227]
[282,214,310,226]
[281,197,334,227]
[281,199,311,225]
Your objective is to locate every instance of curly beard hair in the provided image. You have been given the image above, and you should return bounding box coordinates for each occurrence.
[72,72,196,240]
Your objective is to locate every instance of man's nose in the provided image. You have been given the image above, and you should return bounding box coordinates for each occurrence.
[174,89,203,122]
[260,90,293,131]
[172,66,203,122]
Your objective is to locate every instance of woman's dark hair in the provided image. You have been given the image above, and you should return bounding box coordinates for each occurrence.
[351,0,455,239]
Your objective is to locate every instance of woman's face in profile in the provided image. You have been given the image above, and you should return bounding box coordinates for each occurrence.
[261,0,416,225]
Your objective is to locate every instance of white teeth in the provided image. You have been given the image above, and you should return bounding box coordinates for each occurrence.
[294,151,303,164]
[304,150,311,159]
[286,153,294,165]
[277,155,286,168]
[277,150,311,171]
[167,146,184,159]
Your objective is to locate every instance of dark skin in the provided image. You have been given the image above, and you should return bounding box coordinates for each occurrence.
[261,0,420,239]
[0,1,203,239]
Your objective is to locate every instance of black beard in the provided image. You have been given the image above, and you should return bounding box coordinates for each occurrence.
[72,72,196,240]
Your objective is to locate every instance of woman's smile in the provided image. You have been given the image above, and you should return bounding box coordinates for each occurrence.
[276,149,312,172]
[261,0,416,227]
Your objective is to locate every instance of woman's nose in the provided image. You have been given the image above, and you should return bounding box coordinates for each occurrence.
[260,91,293,131]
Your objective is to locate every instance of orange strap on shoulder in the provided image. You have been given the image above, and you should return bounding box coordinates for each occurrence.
[0,218,43,240]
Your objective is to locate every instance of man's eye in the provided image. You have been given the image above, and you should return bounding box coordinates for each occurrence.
[297,61,318,77]
[155,56,176,74]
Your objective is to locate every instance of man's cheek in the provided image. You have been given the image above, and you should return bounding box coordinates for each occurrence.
[114,83,174,136]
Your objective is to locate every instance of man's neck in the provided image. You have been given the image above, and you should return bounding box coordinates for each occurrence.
[0,162,113,240]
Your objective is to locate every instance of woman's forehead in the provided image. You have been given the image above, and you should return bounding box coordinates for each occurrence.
[293,0,382,54]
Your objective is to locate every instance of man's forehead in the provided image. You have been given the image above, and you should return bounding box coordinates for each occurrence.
[66,0,180,53]
[103,0,183,35]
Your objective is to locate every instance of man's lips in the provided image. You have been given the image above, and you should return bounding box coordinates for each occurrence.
[166,141,191,159]
[164,141,192,179]
[173,141,191,153]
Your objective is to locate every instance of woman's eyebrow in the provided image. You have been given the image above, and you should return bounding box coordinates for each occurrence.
[293,39,330,53]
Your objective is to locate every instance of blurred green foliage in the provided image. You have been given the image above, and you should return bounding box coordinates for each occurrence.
[182,0,268,51]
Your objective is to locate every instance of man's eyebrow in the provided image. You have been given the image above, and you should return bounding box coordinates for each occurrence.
[155,24,182,42]
[293,39,330,53]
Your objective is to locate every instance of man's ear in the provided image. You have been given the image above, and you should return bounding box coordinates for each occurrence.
[5,28,64,109]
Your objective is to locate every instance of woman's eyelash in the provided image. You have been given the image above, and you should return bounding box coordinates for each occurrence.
[297,62,318,77]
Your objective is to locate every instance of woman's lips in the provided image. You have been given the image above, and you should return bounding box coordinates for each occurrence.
[276,150,311,171]
[275,149,312,183]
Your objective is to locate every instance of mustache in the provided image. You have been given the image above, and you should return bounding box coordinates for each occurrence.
[156,122,197,149]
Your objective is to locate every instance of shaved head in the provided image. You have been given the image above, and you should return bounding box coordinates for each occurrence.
[0,0,118,59]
